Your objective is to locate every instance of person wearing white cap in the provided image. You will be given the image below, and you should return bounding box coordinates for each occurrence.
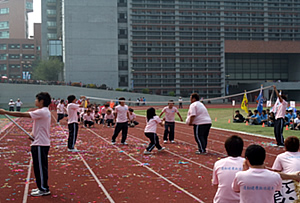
[8,99,15,111]
[15,98,23,112]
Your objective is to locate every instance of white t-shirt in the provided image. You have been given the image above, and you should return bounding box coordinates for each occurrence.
[105,113,114,120]
[272,151,300,173]
[115,105,128,123]
[101,107,111,114]
[8,101,15,107]
[294,118,300,124]
[83,114,93,122]
[186,101,211,125]
[144,116,161,133]
[67,103,79,124]
[29,107,51,146]
[15,101,23,107]
[162,106,178,122]
[212,156,245,203]
[57,103,64,114]
[232,168,282,203]
[129,112,136,121]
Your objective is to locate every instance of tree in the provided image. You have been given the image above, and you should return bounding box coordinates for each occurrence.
[168,91,176,96]
[142,88,150,94]
[32,59,64,81]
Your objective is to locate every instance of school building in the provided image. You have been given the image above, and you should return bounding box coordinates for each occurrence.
[41,0,300,99]
[0,0,41,80]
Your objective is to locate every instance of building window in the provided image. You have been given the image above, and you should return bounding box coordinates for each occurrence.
[118,28,128,38]
[22,54,35,59]
[0,21,9,29]
[0,8,9,14]
[47,9,56,15]
[0,44,6,50]
[118,60,128,70]
[119,44,128,54]
[9,54,20,59]
[47,33,57,39]
[118,13,127,22]
[8,44,20,49]
[47,21,57,27]
[119,75,128,86]
[0,31,9,38]
[22,44,35,49]
[0,54,7,60]
[9,64,21,69]
[0,64,7,71]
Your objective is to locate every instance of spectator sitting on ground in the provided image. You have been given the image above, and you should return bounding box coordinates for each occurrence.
[244,110,253,123]
[233,110,245,123]
[260,110,268,125]
[290,114,300,130]
[248,110,261,125]
[268,112,275,127]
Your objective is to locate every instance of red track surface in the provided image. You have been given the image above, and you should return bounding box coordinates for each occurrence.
[0,111,284,202]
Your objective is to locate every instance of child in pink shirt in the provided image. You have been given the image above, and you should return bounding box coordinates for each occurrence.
[83,110,94,128]
[0,92,52,197]
[104,109,115,127]
[111,97,130,145]
[232,144,282,203]
[144,107,165,155]
[128,108,139,127]
[212,135,245,203]
[159,100,183,143]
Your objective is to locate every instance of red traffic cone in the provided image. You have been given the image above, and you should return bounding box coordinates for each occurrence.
[262,123,265,127]
[246,121,249,126]
[228,119,231,123]
[286,125,289,130]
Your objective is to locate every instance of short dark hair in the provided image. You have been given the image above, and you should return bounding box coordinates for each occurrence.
[254,110,258,113]
[191,93,200,101]
[225,135,244,157]
[262,110,266,114]
[168,100,174,104]
[36,92,51,107]
[67,95,76,103]
[235,110,240,113]
[284,136,299,152]
[281,94,287,101]
[60,99,64,104]
[146,107,156,122]
[119,97,125,101]
[104,103,109,107]
[245,144,265,166]
[129,108,134,112]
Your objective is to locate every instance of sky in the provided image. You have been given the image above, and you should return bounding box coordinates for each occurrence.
[28,0,41,37]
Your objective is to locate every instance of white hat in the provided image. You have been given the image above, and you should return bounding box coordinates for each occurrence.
[17,98,20,100]
[10,99,13,101]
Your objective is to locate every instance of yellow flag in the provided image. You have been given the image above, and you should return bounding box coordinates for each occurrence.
[241,92,248,114]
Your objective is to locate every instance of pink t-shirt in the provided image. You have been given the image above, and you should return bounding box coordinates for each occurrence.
[162,106,178,122]
[186,101,211,125]
[67,103,79,124]
[232,168,282,203]
[83,114,93,122]
[115,105,128,123]
[129,112,136,121]
[29,107,51,146]
[101,107,111,114]
[275,100,288,119]
[144,116,161,133]
[56,103,64,114]
[212,156,245,203]
[272,151,300,173]
[105,113,114,120]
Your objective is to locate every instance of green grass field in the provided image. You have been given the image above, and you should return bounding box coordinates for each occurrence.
[135,108,300,139]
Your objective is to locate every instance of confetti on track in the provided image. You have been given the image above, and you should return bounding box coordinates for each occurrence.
[0,111,285,202]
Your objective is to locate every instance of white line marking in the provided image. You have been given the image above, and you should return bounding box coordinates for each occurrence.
[52,115,115,203]
[0,118,20,141]
[22,157,32,203]
[88,128,205,203]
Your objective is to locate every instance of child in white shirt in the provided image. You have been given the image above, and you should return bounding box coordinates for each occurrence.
[144,107,165,155]
[128,108,139,127]
[104,109,115,127]
[83,110,94,128]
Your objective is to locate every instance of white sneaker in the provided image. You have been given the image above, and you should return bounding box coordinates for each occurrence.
[144,150,151,155]
[111,141,116,145]
[30,189,51,196]
[170,140,175,144]
[122,142,128,145]
[163,140,167,144]
[158,147,165,152]
[31,188,39,192]
[68,148,80,152]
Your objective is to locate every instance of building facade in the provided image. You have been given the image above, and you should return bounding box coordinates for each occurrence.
[0,0,41,80]
[41,0,300,97]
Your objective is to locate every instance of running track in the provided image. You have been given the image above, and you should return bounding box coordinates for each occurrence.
[0,112,285,202]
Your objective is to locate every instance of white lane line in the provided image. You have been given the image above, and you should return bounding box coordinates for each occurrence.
[0,118,20,141]
[52,115,115,203]
[126,133,213,171]
[77,153,115,203]
[87,128,205,203]
[22,157,32,203]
